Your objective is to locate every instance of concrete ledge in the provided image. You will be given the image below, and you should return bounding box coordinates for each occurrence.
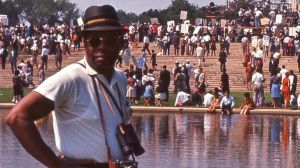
[0,103,15,109]
[1,104,300,115]
[132,106,300,115]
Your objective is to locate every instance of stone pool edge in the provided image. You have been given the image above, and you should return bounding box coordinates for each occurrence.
[1,103,300,115]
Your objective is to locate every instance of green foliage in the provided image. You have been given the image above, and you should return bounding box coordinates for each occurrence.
[0,0,80,26]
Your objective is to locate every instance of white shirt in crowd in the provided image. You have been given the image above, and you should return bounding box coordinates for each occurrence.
[191,35,198,43]
[175,91,190,106]
[196,46,204,58]
[241,37,249,44]
[252,72,264,85]
[41,47,49,56]
[255,10,262,17]
[143,36,149,43]
[220,95,235,108]
[280,68,288,80]
[129,25,135,34]
[203,92,214,107]
[255,49,263,59]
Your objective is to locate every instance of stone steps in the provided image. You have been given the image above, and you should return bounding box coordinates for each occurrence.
[0,43,299,93]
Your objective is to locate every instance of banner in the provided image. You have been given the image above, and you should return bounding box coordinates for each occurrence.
[211,19,216,26]
[263,35,270,46]
[244,28,252,34]
[251,36,258,47]
[167,20,175,28]
[221,19,226,27]
[202,19,207,26]
[150,18,159,24]
[77,17,84,26]
[70,19,74,28]
[193,26,201,35]
[180,24,189,34]
[184,20,190,25]
[289,27,297,37]
[180,11,188,20]
[0,15,8,26]
[195,18,202,25]
[275,14,283,24]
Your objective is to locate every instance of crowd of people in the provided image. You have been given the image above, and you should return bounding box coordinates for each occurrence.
[2,6,300,113]
[120,8,300,113]
[0,23,81,103]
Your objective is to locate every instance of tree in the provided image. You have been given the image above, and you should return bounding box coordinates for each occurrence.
[0,0,80,26]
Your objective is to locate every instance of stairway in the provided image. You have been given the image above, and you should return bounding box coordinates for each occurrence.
[0,43,299,93]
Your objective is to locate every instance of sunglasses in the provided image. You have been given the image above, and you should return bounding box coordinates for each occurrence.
[85,36,123,48]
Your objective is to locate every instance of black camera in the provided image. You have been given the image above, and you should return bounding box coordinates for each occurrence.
[117,123,145,156]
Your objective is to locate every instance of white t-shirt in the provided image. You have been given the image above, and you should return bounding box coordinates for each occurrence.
[34,58,129,162]
[241,37,249,44]
[255,10,262,17]
[255,50,263,59]
[41,48,49,56]
[129,25,135,34]
[252,72,264,85]
[203,93,214,107]
[175,91,190,106]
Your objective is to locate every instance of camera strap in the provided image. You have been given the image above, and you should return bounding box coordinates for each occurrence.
[76,62,138,166]
[91,74,114,162]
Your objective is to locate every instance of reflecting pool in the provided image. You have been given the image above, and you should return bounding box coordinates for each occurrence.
[1,109,300,168]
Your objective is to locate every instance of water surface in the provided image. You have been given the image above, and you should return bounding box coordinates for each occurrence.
[1,109,300,168]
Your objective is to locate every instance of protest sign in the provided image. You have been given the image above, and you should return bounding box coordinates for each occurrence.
[211,19,216,26]
[263,35,270,46]
[221,19,226,27]
[202,19,207,26]
[137,56,146,68]
[180,11,188,20]
[184,20,190,25]
[0,15,8,26]
[251,36,258,47]
[289,27,297,37]
[70,19,74,28]
[195,18,202,25]
[167,20,175,28]
[275,14,283,24]
[193,26,201,35]
[150,18,159,24]
[260,18,269,26]
[244,28,252,34]
[77,17,84,26]
[180,24,189,34]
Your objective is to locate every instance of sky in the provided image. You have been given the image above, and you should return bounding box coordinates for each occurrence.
[71,0,227,14]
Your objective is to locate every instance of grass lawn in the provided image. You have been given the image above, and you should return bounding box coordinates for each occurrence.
[0,88,33,103]
[0,88,272,108]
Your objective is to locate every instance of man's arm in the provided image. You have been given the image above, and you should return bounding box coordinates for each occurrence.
[5,92,59,167]
[5,92,97,168]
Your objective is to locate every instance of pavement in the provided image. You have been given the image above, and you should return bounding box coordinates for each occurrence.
[1,103,300,115]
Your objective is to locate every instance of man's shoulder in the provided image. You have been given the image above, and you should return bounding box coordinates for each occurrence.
[114,68,127,80]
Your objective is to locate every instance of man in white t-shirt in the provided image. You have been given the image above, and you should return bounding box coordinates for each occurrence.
[6,5,134,167]
[128,24,136,42]
[254,8,263,28]
[252,69,265,107]
[196,43,205,66]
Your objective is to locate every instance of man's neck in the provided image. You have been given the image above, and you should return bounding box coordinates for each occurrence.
[97,68,115,83]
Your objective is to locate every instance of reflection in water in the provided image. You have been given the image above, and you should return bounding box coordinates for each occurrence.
[1,109,300,168]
